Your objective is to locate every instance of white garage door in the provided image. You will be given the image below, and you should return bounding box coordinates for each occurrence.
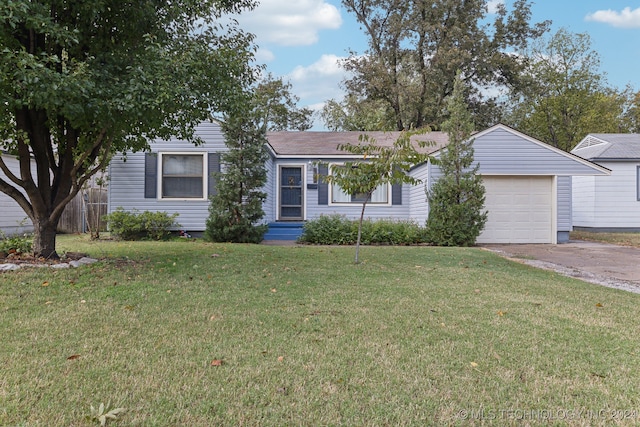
[477,176,554,244]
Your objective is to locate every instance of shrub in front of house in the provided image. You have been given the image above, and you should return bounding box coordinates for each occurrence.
[299,214,427,245]
[105,208,180,241]
[0,232,33,255]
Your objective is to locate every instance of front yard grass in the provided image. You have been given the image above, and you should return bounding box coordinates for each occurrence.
[571,230,640,248]
[2,235,640,425]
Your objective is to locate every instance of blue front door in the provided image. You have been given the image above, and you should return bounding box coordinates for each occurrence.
[279,166,303,220]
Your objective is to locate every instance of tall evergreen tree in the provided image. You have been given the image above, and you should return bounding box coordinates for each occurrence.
[205,99,269,243]
[205,72,314,243]
[426,75,487,246]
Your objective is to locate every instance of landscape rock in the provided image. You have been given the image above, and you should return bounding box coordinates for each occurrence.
[0,263,20,271]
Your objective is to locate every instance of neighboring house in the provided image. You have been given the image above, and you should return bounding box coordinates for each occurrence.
[108,122,609,243]
[0,152,34,236]
[571,133,640,231]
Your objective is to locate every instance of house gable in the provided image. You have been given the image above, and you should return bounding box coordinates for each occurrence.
[470,125,610,176]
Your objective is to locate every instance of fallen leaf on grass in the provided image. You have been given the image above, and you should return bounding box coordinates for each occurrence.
[41,281,49,287]
[210,359,224,366]
[271,288,277,293]
[67,354,81,360]
[45,301,52,305]
[470,362,478,368]
[497,310,506,317]
[277,356,284,362]
[595,303,603,308]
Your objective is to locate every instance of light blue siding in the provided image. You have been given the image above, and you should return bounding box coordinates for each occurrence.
[556,176,572,242]
[262,156,276,223]
[472,128,607,175]
[0,154,34,235]
[408,162,429,225]
[108,121,227,232]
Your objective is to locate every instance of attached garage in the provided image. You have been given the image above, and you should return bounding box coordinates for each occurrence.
[477,176,555,244]
[427,125,610,244]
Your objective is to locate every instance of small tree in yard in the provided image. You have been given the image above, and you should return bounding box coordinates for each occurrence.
[321,131,432,263]
[426,75,487,246]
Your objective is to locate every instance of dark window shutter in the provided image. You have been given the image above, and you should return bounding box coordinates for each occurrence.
[144,153,158,199]
[317,164,328,205]
[392,183,402,205]
[208,153,220,197]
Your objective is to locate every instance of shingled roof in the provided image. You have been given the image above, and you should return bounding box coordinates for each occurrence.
[572,134,640,160]
[265,131,449,156]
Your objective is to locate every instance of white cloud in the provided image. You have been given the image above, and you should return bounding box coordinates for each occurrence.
[487,0,504,14]
[254,48,275,63]
[237,0,342,47]
[287,54,348,102]
[585,7,640,28]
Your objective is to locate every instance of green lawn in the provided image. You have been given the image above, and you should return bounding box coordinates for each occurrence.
[571,230,640,248]
[2,235,640,426]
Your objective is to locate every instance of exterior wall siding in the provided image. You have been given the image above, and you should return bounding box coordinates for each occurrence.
[572,175,596,226]
[108,121,228,232]
[555,176,571,242]
[573,162,640,228]
[556,176,572,233]
[262,156,276,223]
[0,155,34,235]
[408,163,429,225]
[473,128,606,175]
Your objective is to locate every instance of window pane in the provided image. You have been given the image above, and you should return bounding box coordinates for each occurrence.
[161,154,204,198]
[370,185,388,203]
[163,155,202,176]
[163,177,203,198]
[332,183,350,203]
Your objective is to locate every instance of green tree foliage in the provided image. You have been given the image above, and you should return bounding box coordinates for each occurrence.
[426,75,487,246]
[338,0,549,131]
[0,0,257,258]
[321,131,432,263]
[205,99,269,244]
[624,91,640,133]
[507,28,633,151]
[321,95,396,131]
[253,73,314,131]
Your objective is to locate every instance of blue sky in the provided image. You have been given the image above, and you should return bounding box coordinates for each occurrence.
[232,1,640,128]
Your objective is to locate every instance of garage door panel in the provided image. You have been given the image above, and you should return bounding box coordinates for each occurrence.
[477,176,554,244]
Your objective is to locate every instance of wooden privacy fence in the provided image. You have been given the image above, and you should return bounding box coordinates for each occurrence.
[57,188,108,234]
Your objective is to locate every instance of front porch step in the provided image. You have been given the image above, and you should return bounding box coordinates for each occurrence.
[263,222,305,241]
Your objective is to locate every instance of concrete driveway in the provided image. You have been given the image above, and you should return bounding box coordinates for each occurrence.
[483,240,640,294]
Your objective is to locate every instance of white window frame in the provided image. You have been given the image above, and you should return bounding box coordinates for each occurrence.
[328,163,391,206]
[158,152,208,201]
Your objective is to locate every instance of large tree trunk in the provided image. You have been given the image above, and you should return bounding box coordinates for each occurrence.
[32,218,59,259]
